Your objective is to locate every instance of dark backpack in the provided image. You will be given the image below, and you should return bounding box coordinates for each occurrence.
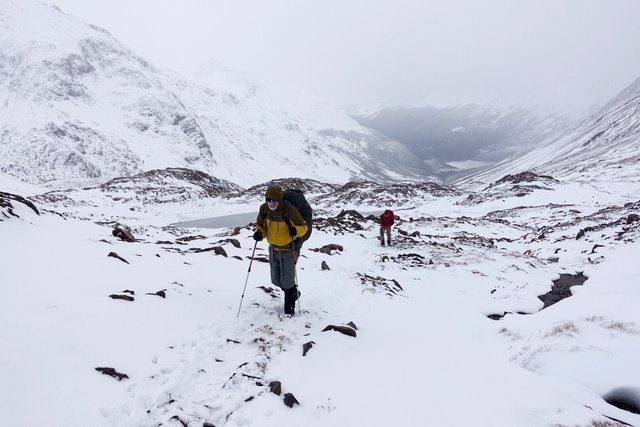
[283,189,313,247]
[381,209,395,227]
[260,188,313,249]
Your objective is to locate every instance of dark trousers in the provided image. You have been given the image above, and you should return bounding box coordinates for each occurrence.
[380,226,392,244]
[269,246,296,290]
[269,246,298,314]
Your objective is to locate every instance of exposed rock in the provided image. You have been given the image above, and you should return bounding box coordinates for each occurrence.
[394,253,429,267]
[357,273,403,297]
[107,251,129,264]
[217,238,241,248]
[109,294,134,302]
[321,261,330,270]
[487,313,506,320]
[176,234,207,242]
[302,341,315,356]
[213,246,228,257]
[122,289,135,295]
[627,213,640,224]
[346,321,358,330]
[314,216,365,235]
[146,290,166,298]
[336,209,365,220]
[231,178,339,199]
[269,381,282,396]
[257,286,279,299]
[0,191,40,220]
[311,244,344,255]
[322,324,357,337]
[492,171,558,186]
[95,367,129,381]
[463,172,559,205]
[192,246,227,256]
[321,181,459,208]
[112,226,135,242]
[169,415,188,427]
[283,392,300,408]
[99,168,242,202]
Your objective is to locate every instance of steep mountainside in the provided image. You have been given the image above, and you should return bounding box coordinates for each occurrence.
[460,77,640,187]
[352,104,572,180]
[0,0,431,188]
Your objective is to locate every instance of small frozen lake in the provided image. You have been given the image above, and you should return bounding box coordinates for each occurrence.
[173,211,257,229]
[174,210,385,229]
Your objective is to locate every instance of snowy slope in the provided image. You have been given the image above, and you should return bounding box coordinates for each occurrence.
[459,76,640,187]
[0,0,431,188]
[2,170,640,426]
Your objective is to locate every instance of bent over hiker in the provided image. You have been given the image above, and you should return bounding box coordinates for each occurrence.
[379,209,395,246]
[253,185,308,315]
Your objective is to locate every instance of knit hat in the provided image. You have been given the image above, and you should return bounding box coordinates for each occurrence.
[265,185,284,204]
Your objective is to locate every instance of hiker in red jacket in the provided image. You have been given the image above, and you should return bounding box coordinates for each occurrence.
[379,209,395,246]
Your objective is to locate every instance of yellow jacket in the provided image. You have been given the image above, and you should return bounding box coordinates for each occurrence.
[255,202,308,249]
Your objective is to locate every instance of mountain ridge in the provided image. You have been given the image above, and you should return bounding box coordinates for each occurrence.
[457,76,640,188]
[0,0,433,188]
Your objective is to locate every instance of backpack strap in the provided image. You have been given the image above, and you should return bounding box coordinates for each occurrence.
[282,200,292,227]
[260,204,268,222]
[262,201,293,227]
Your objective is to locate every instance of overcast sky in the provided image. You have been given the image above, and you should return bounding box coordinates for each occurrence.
[51,0,640,116]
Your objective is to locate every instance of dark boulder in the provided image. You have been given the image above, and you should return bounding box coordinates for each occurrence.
[283,392,300,408]
[95,367,129,381]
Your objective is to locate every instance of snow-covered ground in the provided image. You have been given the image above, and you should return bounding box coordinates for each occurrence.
[2,173,640,426]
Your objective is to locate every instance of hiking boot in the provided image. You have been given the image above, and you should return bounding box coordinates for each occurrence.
[387,240,391,245]
[284,286,298,315]
[381,241,385,246]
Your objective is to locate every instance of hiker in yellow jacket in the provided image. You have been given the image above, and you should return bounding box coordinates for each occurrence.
[253,185,308,315]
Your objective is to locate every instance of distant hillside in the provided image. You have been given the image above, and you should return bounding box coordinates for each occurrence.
[459,76,640,187]
[352,104,572,181]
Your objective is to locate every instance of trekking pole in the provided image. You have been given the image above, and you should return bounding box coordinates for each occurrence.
[236,240,258,318]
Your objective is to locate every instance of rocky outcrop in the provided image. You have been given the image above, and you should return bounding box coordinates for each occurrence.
[0,191,40,220]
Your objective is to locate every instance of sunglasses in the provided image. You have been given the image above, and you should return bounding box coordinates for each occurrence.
[266,197,279,203]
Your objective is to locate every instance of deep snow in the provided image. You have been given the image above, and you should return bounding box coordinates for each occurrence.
[2,172,640,426]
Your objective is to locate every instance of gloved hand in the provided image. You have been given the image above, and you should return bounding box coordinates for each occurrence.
[253,231,263,241]
[288,226,297,237]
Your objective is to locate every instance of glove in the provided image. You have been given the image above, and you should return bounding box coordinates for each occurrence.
[288,226,297,237]
[253,231,263,241]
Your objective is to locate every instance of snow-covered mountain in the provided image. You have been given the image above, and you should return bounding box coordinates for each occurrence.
[4,2,640,426]
[352,104,573,181]
[0,0,431,188]
[460,76,640,187]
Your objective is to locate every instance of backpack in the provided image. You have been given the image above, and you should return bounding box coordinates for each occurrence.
[381,209,395,227]
[260,188,313,248]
